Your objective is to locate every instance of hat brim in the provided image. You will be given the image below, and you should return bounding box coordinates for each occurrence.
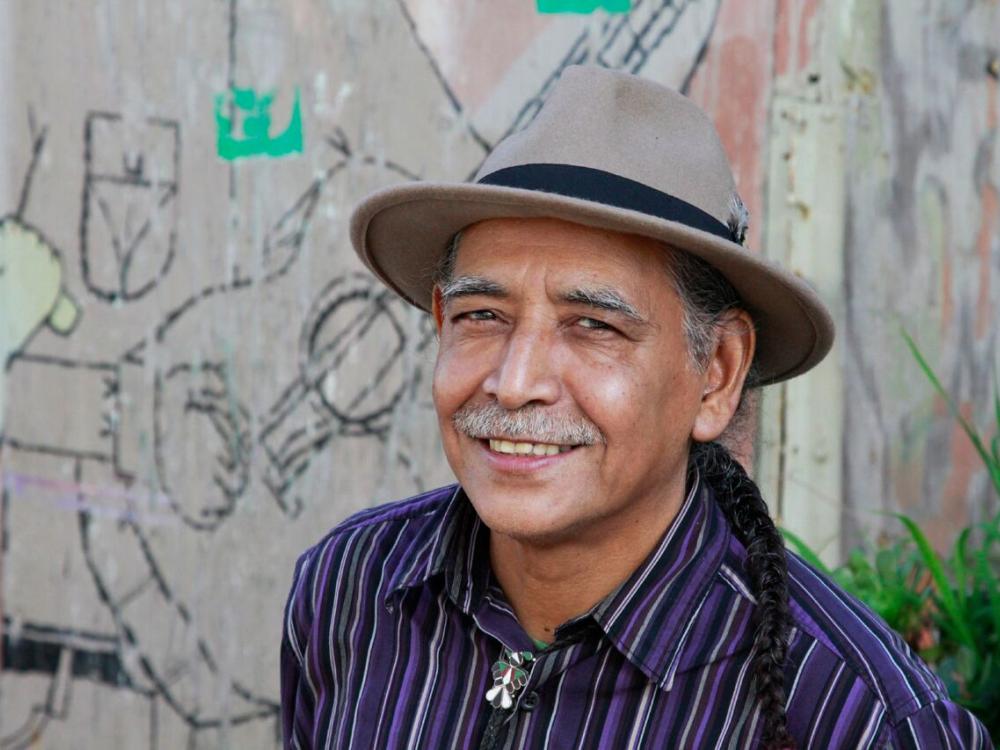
[350,181,834,386]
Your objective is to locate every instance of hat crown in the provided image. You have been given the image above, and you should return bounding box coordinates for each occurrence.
[475,65,737,226]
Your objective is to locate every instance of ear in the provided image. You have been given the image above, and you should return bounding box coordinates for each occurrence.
[691,309,756,443]
[431,286,445,334]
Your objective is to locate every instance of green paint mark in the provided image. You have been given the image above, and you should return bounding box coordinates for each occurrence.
[536,0,630,13]
[215,87,303,161]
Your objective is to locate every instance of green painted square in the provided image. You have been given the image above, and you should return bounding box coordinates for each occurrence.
[536,0,631,14]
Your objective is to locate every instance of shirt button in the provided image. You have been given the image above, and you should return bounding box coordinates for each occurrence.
[521,691,539,711]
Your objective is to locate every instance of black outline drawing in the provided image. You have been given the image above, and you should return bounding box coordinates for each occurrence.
[260,273,436,517]
[152,361,254,531]
[2,1,723,746]
[1,613,136,750]
[14,108,48,221]
[76,456,280,731]
[79,112,181,303]
[0,111,81,376]
[397,0,722,178]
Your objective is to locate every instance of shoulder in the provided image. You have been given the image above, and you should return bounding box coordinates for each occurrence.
[781,550,947,720]
[713,535,963,742]
[708,521,993,746]
[285,484,460,624]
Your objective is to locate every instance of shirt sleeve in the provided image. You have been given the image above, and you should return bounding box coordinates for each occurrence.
[280,548,318,750]
[884,698,993,749]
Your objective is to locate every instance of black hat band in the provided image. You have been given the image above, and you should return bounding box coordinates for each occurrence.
[477,163,737,244]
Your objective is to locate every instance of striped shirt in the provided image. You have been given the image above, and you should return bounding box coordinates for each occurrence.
[280,479,992,749]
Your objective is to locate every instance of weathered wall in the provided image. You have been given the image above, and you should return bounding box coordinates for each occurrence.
[0,1,996,747]
[754,0,1000,556]
[839,0,1000,549]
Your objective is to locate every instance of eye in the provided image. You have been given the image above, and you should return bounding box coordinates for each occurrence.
[577,317,615,331]
[452,309,497,323]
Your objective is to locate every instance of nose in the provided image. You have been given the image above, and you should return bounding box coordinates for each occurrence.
[482,322,561,409]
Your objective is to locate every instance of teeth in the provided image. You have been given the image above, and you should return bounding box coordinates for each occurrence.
[488,439,570,456]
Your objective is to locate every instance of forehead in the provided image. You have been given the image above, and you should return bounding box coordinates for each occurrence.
[452,217,675,297]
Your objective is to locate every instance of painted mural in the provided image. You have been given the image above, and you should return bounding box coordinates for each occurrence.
[0,1,735,746]
[0,1,996,747]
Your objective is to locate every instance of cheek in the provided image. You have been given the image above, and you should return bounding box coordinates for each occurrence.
[432,339,492,413]
[568,353,698,437]
[566,357,644,429]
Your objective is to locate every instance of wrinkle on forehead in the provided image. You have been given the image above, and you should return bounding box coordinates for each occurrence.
[452,218,675,322]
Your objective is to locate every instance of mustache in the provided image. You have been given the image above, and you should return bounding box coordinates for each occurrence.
[452,402,605,446]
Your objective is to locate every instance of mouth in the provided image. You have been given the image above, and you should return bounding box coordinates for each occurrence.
[483,438,577,457]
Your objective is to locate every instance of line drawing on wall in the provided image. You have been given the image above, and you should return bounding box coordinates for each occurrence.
[260,272,437,517]
[0,1,724,746]
[79,112,180,303]
[397,0,721,178]
[1,111,81,381]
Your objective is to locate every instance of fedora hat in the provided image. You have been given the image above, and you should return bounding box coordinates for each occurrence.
[349,65,834,384]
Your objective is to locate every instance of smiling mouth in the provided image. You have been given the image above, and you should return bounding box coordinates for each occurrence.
[485,439,576,457]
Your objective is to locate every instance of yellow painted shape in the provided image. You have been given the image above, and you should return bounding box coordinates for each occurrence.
[0,219,66,365]
[48,291,80,334]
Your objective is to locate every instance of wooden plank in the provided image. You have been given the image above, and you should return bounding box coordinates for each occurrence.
[759,94,846,567]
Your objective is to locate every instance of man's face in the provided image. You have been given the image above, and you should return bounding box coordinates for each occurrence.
[432,217,710,545]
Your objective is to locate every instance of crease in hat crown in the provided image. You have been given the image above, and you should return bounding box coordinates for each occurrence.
[348,64,835,384]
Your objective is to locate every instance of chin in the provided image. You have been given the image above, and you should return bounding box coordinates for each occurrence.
[464,484,586,543]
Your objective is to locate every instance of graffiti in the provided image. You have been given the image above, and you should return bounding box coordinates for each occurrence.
[1,114,81,435]
[397,0,722,170]
[0,222,80,369]
[215,87,303,161]
[0,0,730,746]
[260,273,436,516]
[80,112,180,303]
[1,615,133,750]
[76,477,280,731]
[537,0,631,13]
[507,0,721,139]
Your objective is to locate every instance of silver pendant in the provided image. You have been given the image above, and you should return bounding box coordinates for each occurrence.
[485,649,534,710]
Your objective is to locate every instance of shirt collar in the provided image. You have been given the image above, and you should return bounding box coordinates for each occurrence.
[384,485,492,612]
[587,473,730,690]
[384,474,730,690]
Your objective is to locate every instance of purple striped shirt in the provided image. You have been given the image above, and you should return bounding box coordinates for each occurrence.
[280,479,992,748]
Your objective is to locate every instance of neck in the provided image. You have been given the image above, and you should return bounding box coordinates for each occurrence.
[489,476,690,645]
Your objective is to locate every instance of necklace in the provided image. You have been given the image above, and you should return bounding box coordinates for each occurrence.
[485,648,534,710]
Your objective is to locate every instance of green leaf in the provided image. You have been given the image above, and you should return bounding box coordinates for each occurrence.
[895,513,977,650]
[902,330,998,487]
[976,541,1000,643]
[993,371,1000,432]
[952,527,971,611]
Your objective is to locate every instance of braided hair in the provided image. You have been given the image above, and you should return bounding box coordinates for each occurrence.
[656,207,796,748]
[691,440,795,749]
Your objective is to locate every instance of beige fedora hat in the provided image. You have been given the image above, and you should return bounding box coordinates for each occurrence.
[350,65,834,385]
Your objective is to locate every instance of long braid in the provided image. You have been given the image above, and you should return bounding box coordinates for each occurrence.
[691,440,795,750]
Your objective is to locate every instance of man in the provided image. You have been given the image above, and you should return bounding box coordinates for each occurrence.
[281,66,990,748]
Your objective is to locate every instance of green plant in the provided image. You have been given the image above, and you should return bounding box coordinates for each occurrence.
[782,334,1000,738]
[902,330,1000,497]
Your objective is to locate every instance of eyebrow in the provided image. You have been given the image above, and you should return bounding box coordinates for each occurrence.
[561,286,647,324]
[439,276,647,324]
[438,275,507,304]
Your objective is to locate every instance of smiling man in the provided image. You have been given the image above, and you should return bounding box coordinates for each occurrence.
[280,66,990,749]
